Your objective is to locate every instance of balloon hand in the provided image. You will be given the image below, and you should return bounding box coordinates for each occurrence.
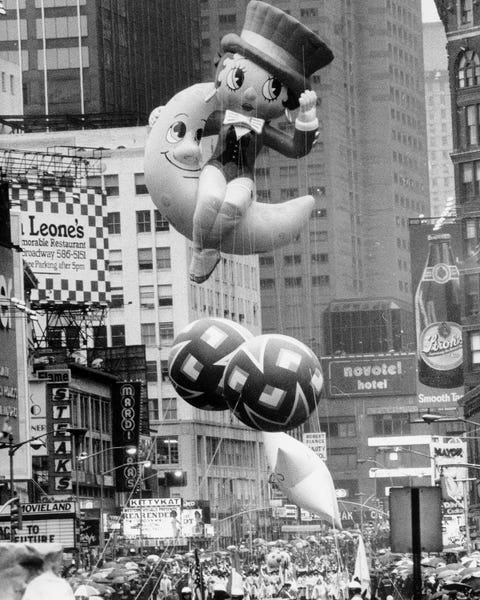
[296,90,318,126]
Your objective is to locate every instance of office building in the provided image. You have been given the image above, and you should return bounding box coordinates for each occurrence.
[0,0,201,125]
[423,21,455,217]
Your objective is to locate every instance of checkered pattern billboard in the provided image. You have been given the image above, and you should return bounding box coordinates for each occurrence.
[12,182,109,306]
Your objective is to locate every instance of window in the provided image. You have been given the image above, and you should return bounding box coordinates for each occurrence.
[459,0,473,25]
[312,253,328,263]
[284,254,301,265]
[156,436,179,464]
[159,322,174,344]
[255,167,270,177]
[458,50,480,88]
[460,161,480,200]
[158,284,173,306]
[37,46,89,70]
[104,174,119,196]
[9,74,14,95]
[107,212,121,234]
[134,173,148,194]
[280,188,298,200]
[141,323,156,347]
[156,247,171,269]
[110,287,123,308]
[160,360,170,381]
[319,419,356,438]
[279,166,298,177]
[136,210,151,233]
[312,275,330,286]
[466,104,480,146]
[310,230,328,242]
[260,278,275,289]
[162,397,177,420]
[93,325,107,348]
[469,331,480,367]
[111,325,125,346]
[257,190,271,201]
[285,277,302,287]
[155,210,169,231]
[149,399,159,422]
[311,208,327,219]
[108,249,122,271]
[146,361,158,382]
[139,285,155,309]
[138,248,153,270]
[259,256,274,266]
[373,414,411,436]
[327,447,358,470]
[36,15,87,38]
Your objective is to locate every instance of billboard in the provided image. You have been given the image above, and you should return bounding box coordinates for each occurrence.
[409,218,464,408]
[322,355,416,398]
[122,498,212,540]
[12,182,109,306]
[0,243,19,442]
[302,432,327,460]
[112,382,142,491]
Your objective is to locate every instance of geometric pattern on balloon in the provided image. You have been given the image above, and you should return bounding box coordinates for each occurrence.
[167,317,254,411]
[223,333,323,431]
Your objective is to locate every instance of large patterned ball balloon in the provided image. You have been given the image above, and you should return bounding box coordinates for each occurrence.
[168,318,253,410]
[223,334,323,431]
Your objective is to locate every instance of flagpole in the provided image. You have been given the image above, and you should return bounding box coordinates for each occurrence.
[40,0,49,126]
[14,0,23,115]
[76,0,84,114]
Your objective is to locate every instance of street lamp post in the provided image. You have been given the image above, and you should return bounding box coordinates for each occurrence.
[76,445,137,551]
[0,430,55,541]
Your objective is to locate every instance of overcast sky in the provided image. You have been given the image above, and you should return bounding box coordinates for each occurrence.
[422,0,440,22]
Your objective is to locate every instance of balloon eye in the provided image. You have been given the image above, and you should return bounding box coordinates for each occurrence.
[166,121,187,143]
[226,67,245,90]
[263,77,283,101]
[195,128,203,142]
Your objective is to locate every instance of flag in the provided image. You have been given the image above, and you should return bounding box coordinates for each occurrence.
[353,535,371,599]
[193,548,205,600]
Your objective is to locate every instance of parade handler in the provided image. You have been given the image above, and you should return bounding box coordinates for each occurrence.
[189,0,333,283]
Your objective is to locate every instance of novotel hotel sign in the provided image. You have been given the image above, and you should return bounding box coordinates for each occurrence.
[322,355,416,398]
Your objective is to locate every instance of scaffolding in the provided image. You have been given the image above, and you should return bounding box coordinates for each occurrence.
[0,146,103,187]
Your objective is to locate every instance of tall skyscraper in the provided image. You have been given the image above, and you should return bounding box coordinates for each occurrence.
[0,0,201,122]
[423,20,455,218]
[200,0,429,358]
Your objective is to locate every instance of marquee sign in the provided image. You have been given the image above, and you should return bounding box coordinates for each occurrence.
[0,501,76,547]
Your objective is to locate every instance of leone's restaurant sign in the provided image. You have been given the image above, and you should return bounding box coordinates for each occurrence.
[322,354,416,398]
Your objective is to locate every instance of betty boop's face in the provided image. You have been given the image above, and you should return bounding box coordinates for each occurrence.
[215,54,289,121]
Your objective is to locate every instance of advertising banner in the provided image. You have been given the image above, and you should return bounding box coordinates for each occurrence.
[302,432,327,460]
[46,383,73,494]
[322,355,416,398]
[0,244,19,443]
[13,183,109,306]
[112,382,142,491]
[409,218,464,408]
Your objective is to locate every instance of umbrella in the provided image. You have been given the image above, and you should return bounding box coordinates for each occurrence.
[442,583,472,592]
[74,584,100,597]
[123,561,139,570]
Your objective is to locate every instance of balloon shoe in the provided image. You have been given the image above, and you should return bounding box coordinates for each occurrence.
[189,249,221,283]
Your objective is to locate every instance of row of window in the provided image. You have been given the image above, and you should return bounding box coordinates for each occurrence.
[37,47,89,70]
[35,16,88,39]
[260,275,330,289]
[390,107,423,139]
[259,253,328,266]
[110,284,173,309]
[108,322,174,347]
[108,247,171,271]
[108,210,170,235]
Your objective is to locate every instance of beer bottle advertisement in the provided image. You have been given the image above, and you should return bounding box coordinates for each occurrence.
[409,219,464,409]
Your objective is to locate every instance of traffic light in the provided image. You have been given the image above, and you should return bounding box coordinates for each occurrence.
[10,495,22,530]
[165,470,187,486]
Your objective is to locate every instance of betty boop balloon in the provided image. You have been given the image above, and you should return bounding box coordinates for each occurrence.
[168,318,253,410]
[223,334,323,430]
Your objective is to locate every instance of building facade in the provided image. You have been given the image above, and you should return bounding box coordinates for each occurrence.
[0,0,201,122]
[423,20,455,218]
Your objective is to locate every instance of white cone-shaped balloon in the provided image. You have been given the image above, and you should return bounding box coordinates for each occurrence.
[263,431,342,529]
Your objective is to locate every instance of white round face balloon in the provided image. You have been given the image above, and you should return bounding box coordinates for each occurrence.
[144,82,314,255]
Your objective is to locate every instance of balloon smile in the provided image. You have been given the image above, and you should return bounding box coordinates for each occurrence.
[162,151,201,176]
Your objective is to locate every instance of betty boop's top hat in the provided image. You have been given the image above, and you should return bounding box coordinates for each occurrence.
[220,0,334,98]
